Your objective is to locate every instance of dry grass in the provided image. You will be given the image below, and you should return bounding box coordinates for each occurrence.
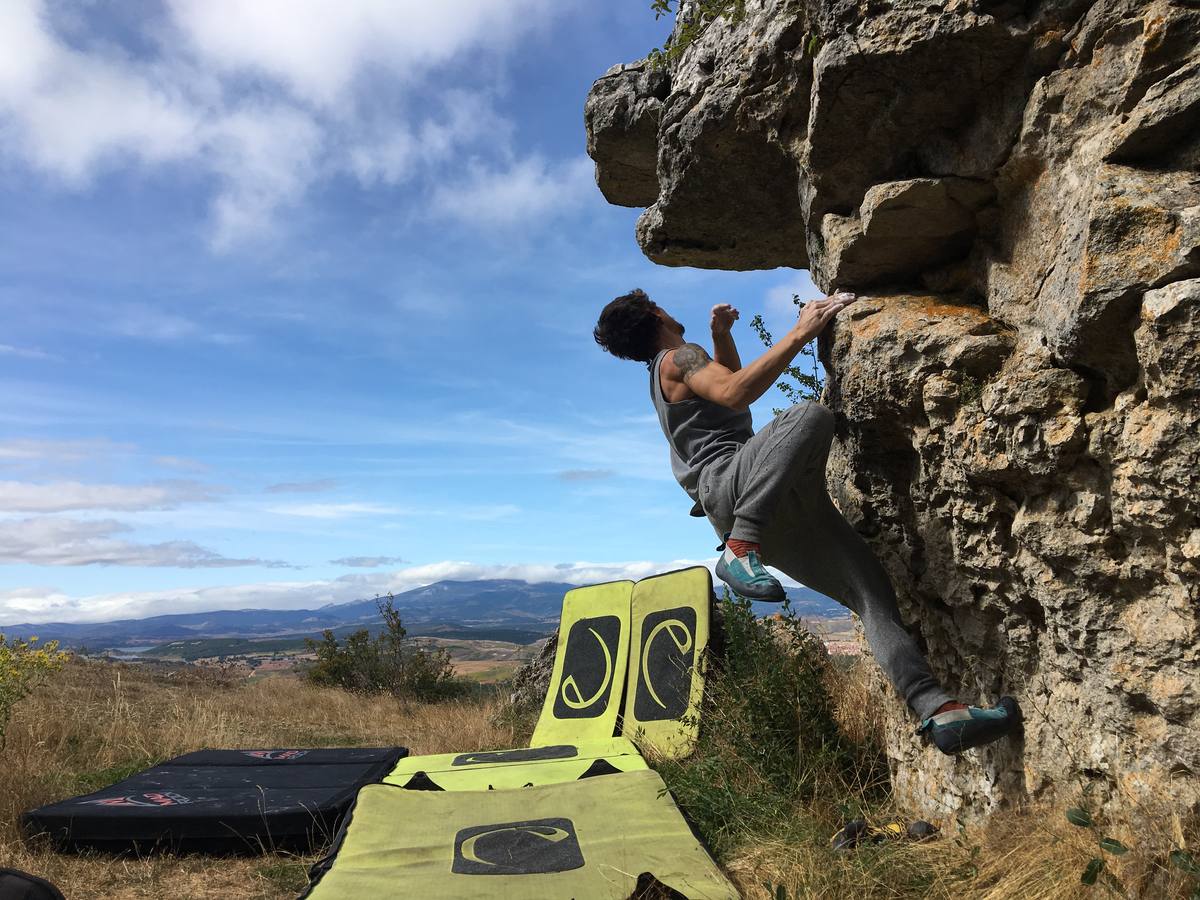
[826,652,885,749]
[717,656,1200,900]
[0,658,524,899]
[724,808,1196,900]
[3,655,1196,899]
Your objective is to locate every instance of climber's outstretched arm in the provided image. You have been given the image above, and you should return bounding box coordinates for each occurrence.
[665,294,854,410]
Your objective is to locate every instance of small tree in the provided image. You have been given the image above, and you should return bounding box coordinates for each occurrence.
[305,595,464,701]
[0,634,69,748]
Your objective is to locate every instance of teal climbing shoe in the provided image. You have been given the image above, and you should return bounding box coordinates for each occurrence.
[916,696,1022,755]
[714,546,786,602]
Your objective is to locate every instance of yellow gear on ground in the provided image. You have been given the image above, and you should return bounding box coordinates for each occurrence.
[302,770,738,900]
[382,737,645,790]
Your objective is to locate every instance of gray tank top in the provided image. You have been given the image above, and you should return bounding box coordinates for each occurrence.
[649,348,754,515]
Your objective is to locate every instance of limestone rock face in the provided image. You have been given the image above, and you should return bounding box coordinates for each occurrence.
[508,633,556,713]
[586,0,1200,820]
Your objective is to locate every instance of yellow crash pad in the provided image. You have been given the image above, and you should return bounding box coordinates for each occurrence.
[529,580,634,747]
[302,770,737,900]
[388,752,648,791]
[622,566,712,759]
[382,738,644,791]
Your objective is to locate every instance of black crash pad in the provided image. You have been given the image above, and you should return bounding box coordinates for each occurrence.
[22,747,407,855]
[0,869,65,900]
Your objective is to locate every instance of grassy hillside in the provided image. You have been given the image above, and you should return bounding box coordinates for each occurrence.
[133,627,550,662]
[2,645,1196,899]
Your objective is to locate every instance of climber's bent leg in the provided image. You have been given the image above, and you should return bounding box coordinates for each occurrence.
[701,402,836,600]
[701,401,836,546]
[761,482,954,721]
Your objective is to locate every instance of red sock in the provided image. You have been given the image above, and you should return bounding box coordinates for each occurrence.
[725,538,759,558]
[933,702,968,716]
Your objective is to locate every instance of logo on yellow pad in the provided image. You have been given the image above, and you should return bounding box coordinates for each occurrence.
[452,817,585,875]
[633,606,698,722]
[561,626,613,709]
[552,614,622,719]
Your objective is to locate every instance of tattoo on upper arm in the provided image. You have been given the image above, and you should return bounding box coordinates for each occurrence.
[673,343,711,379]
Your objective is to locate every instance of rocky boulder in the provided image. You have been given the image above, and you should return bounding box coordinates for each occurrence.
[586,0,1199,821]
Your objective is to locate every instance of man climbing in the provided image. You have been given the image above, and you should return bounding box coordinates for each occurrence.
[593,289,1020,755]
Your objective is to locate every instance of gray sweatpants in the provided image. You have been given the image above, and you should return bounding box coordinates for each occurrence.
[697,401,953,720]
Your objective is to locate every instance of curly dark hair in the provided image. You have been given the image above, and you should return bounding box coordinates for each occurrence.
[593,288,661,364]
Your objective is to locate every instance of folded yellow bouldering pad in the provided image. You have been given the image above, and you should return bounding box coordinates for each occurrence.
[622,566,712,759]
[382,738,645,791]
[301,770,738,900]
[387,752,648,791]
[529,580,634,747]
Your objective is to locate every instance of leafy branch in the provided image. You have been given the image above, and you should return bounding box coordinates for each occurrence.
[648,0,747,69]
[748,293,825,414]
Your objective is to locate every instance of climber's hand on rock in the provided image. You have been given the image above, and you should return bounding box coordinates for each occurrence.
[710,303,739,334]
[793,292,855,343]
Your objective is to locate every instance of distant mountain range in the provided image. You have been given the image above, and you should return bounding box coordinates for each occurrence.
[1,578,848,649]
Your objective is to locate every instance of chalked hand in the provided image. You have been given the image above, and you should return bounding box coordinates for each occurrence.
[794,292,854,342]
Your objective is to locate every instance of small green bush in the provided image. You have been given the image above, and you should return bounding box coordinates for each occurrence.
[648,0,748,68]
[304,595,466,702]
[0,634,68,748]
[656,594,886,855]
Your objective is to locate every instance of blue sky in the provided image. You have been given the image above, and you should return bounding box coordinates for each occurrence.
[0,0,818,623]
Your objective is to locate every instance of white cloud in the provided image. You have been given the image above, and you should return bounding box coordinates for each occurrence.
[346,91,512,187]
[206,104,324,249]
[266,501,520,521]
[0,517,289,568]
[0,0,571,247]
[0,438,135,466]
[153,455,210,473]
[330,555,407,568]
[62,302,247,345]
[267,501,401,519]
[0,586,75,624]
[0,479,221,513]
[166,0,556,106]
[0,2,200,184]
[0,343,55,361]
[429,155,595,229]
[264,479,338,494]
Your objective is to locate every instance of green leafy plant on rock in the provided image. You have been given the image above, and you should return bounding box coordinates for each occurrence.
[648,0,748,68]
[648,1,816,70]
[749,293,826,413]
[304,595,466,702]
[1065,801,1200,896]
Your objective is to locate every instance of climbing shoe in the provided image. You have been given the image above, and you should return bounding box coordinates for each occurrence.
[916,696,1022,755]
[830,819,937,850]
[714,545,786,602]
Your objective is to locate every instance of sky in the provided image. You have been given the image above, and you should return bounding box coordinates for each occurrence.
[0,0,819,624]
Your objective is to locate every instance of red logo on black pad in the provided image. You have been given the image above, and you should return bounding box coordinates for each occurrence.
[242,749,309,760]
[82,791,194,807]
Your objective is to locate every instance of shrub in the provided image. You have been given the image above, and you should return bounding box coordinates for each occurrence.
[655,593,886,856]
[304,595,466,702]
[648,0,748,68]
[0,634,68,748]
